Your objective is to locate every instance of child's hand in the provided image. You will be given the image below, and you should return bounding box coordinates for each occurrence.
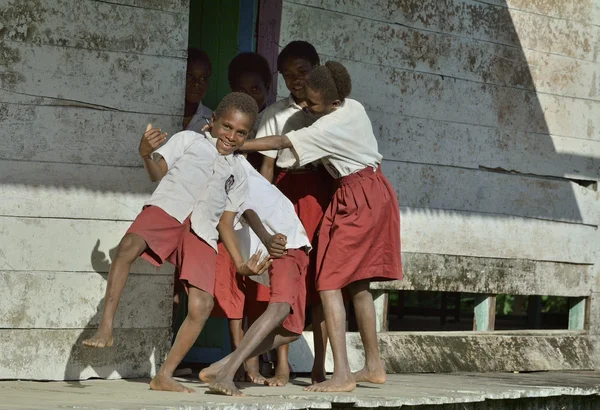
[264,233,287,258]
[139,123,167,158]
[237,250,272,276]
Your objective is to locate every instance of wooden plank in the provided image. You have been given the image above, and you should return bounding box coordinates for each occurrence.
[0,216,176,275]
[569,297,587,330]
[344,58,600,142]
[370,253,592,297]
[285,0,600,60]
[282,2,600,99]
[0,328,171,380]
[486,0,600,26]
[474,295,496,331]
[257,0,283,106]
[375,113,600,181]
[0,271,173,329]
[290,330,594,373]
[0,0,187,57]
[381,161,600,225]
[0,105,183,166]
[0,42,186,115]
[372,290,389,332]
[86,0,189,14]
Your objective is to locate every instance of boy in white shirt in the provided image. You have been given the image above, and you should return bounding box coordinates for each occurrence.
[199,156,312,397]
[82,93,270,394]
[184,49,213,132]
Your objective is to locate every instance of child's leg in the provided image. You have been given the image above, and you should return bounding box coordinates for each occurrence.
[304,289,356,393]
[347,279,386,384]
[311,303,328,384]
[83,233,147,348]
[228,318,247,381]
[266,343,290,387]
[150,285,213,393]
[201,302,299,396]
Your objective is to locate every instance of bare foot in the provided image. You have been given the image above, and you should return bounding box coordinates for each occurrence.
[82,329,114,348]
[245,369,267,384]
[353,366,387,384]
[150,374,195,393]
[304,375,356,392]
[209,379,245,396]
[311,366,326,384]
[266,373,289,387]
[199,364,223,383]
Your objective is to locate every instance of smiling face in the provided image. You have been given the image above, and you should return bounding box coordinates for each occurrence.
[232,72,268,110]
[210,110,253,155]
[185,60,211,104]
[281,57,314,102]
[304,85,340,118]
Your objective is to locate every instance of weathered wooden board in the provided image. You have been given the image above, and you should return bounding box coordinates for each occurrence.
[281,2,600,99]
[373,112,600,181]
[0,216,176,274]
[0,0,187,57]
[285,0,600,61]
[290,330,594,373]
[0,104,182,166]
[399,209,596,263]
[0,271,173,329]
[0,328,171,380]
[381,161,599,225]
[344,59,600,141]
[370,252,592,297]
[0,42,186,115]
[90,0,190,14]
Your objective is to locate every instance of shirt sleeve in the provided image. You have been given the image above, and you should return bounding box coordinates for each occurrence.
[225,161,249,213]
[255,109,279,159]
[153,131,193,170]
[286,123,339,167]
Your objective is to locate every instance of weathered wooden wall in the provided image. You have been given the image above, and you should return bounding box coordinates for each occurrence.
[0,0,189,380]
[280,0,600,372]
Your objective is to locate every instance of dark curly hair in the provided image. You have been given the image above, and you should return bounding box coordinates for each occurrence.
[228,52,272,90]
[187,48,212,75]
[277,41,320,72]
[307,61,352,102]
[214,92,259,129]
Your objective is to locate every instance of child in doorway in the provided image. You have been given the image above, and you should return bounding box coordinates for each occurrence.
[241,61,402,393]
[254,40,333,385]
[82,93,270,393]
[184,49,213,132]
[200,154,312,397]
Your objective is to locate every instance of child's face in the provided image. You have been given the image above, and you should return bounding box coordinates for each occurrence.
[185,61,211,104]
[281,57,314,101]
[232,73,268,110]
[210,110,252,155]
[304,86,339,118]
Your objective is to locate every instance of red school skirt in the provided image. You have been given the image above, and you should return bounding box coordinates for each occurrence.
[315,167,402,291]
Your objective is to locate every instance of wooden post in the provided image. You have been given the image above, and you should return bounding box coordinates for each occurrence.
[372,290,389,332]
[473,295,496,331]
[256,0,283,105]
[569,297,587,330]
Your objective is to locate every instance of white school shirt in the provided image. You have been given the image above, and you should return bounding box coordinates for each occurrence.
[186,103,213,133]
[232,158,312,261]
[146,131,248,250]
[286,99,383,178]
[255,95,316,169]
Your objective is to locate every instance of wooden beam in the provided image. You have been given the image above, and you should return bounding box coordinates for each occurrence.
[474,295,496,331]
[257,0,283,105]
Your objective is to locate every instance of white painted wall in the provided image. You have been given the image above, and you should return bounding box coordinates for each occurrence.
[0,0,188,380]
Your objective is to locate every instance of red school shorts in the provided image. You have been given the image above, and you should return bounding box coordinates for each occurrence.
[126,205,217,295]
[212,242,246,319]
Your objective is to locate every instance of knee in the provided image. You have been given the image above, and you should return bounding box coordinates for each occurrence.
[289,333,301,343]
[187,291,214,321]
[347,279,371,298]
[116,233,145,261]
[268,302,291,323]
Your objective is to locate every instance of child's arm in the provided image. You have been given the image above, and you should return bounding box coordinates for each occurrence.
[218,211,272,276]
[259,156,276,183]
[240,135,293,152]
[139,123,168,182]
[242,209,287,258]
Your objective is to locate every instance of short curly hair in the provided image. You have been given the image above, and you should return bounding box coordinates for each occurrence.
[277,41,320,72]
[187,48,212,75]
[228,52,272,90]
[214,92,259,129]
[307,61,352,102]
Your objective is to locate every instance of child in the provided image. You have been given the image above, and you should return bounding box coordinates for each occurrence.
[82,93,269,393]
[255,40,333,385]
[211,51,276,384]
[199,155,312,397]
[184,49,213,132]
[240,61,402,393]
